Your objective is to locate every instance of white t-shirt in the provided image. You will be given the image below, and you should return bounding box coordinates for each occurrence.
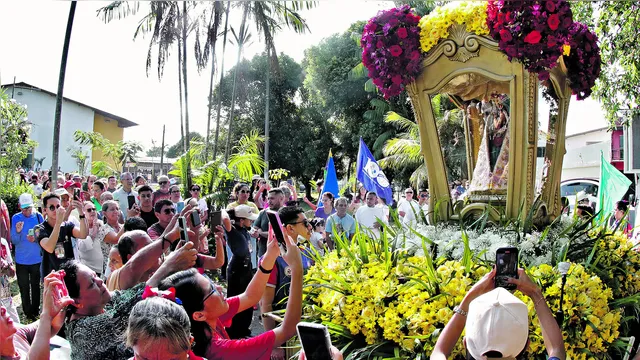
[355,205,387,237]
[397,198,421,225]
[309,232,325,256]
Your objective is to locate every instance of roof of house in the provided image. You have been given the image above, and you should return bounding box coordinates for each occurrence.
[1,81,137,128]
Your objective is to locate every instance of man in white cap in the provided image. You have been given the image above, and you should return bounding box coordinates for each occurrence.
[431,267,565,360]
[9,193,44,320]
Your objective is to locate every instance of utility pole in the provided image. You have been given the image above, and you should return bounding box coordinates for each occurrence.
[51,1,77,187]
[160,124,165,176]
[264,48,270,179]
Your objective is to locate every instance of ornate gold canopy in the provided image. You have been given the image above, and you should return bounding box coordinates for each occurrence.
[407,23,571,224]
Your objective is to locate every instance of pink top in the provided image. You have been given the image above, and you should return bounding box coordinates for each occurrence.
[205,296,276,360]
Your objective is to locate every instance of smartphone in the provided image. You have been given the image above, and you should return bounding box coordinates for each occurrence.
[210,210,222,228]
[287,179,293,186]
[82,182,88,191]
[74,188,80,201]
[495,246,519,290]
[178,216,189,243]
[28,228,34,237]
[127,195,136,210]
[191,210,202,227]
[53,270,70,302]
[266,210,286,245]
[297,322,333,360]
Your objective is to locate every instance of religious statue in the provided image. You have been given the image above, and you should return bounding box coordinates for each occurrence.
[467,94,510,192]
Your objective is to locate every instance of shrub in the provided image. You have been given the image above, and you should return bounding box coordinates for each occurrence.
[0,181,35,215]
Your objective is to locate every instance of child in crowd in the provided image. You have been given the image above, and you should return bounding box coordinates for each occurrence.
[309,218,326,256]
[106,245,123,284]
[0,236,18,323]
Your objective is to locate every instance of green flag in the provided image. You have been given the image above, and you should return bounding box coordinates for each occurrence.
[598,151,631,220]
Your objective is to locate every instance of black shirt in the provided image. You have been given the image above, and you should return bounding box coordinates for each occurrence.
[35,221,76,279]
[139,210,158,229]
[227,227,250,259]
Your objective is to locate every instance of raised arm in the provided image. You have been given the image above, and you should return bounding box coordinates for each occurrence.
[70,200,88,240]
[240,235,280,312]
[272,233,303,347]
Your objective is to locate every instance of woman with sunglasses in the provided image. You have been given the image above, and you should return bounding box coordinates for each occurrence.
[158,232,303,360]
[251,178,269,210]
[75,201,105,277]
[228,183,259,214]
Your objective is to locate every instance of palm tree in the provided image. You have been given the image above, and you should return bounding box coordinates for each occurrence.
[51,1,77,185]
[244,1,314,173]
[223,5,251,163]
[211,2,231,160]
[197,2,224,162]
[379,94,464,187]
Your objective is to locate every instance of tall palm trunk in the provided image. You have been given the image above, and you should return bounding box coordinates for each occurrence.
[264,47,270,178]
[204,2,222,162]
[52,1,77,185]
[177,24,186,154]
[212,2,230,160]
[181,1,192,189]
[224,7,248,163]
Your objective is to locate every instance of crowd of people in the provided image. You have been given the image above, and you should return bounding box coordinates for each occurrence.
[0,169,613,360]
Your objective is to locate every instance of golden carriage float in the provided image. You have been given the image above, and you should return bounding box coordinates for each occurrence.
[361,1,601,225]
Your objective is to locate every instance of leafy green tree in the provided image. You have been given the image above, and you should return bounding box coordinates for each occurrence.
[570,2,640,124]
[0,89,37,184]
[166,132,203,158]
[66,146,89,175]
[73,130,143,172]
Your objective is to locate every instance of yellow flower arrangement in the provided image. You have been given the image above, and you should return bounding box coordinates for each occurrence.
[304,246,488,357]
[592,233,640,298]
[418,1,490,53]
[518,264,622,360]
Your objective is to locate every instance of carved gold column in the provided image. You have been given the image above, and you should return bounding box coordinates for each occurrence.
[407,83,451,222]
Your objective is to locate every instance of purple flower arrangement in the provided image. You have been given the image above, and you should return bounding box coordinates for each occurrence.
[564,22,602,100]
[361,5,422,99]
[486,0,574,81]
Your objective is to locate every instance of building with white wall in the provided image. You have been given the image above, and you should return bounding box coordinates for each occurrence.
[1,82,137,173]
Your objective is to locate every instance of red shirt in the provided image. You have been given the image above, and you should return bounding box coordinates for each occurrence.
[205,296,276,360]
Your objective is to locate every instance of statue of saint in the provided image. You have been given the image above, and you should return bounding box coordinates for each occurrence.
[467,94,510,192]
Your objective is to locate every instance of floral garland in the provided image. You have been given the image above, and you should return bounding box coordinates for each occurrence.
[520,264,622,360]
[360,5,422,99]
[418,1,489,53]
[486,0,574,81]
[564,22,602,100]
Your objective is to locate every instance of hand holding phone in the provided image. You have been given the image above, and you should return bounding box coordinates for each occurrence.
[266,210,286,245]
[190,210,202,227]
[74,188,81,201]
[127,195,136,210]
[178,216,189,244]
[495,246,518,290]
[297,322,334,360]
[52,270,70,302]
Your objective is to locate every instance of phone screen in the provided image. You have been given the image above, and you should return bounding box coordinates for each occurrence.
[266,210,286,245]
[178,217,189,242]
[191,211,202,227]
[495,247,518,290]
[210,210,222,228]
[297,323,332,360]
[127,195,136,210]
[74,188,80,201]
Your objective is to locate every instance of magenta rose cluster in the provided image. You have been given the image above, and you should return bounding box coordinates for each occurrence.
[361,5,422,99]
[564,22,602,100]
[486,0,573,81]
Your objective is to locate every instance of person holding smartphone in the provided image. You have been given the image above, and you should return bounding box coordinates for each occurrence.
[112,172,139,220]
[260,206,314,360]
[431,267,566,360]
[158,226,303,360]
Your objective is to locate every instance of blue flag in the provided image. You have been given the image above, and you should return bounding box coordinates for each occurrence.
[319,150,340,206]
[356,138,393,204]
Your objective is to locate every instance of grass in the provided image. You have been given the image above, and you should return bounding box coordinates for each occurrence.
[9,277,41,325]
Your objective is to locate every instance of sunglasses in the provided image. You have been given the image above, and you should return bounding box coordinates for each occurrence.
[287,219,310,227]
[159,181,168,185]
[239,190,250,194]
[191,188,201,192]
[86,208,96,213]
[420,194,428,198]
[163,208,176,215]
[406,191,414,194]
[48,205,61,211]
[201,278,219,305]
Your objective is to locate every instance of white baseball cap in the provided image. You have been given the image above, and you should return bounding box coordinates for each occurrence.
[234,205,258,221]
[19,193,33,209]
[465,288,529,360]
[54,188,68,197]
